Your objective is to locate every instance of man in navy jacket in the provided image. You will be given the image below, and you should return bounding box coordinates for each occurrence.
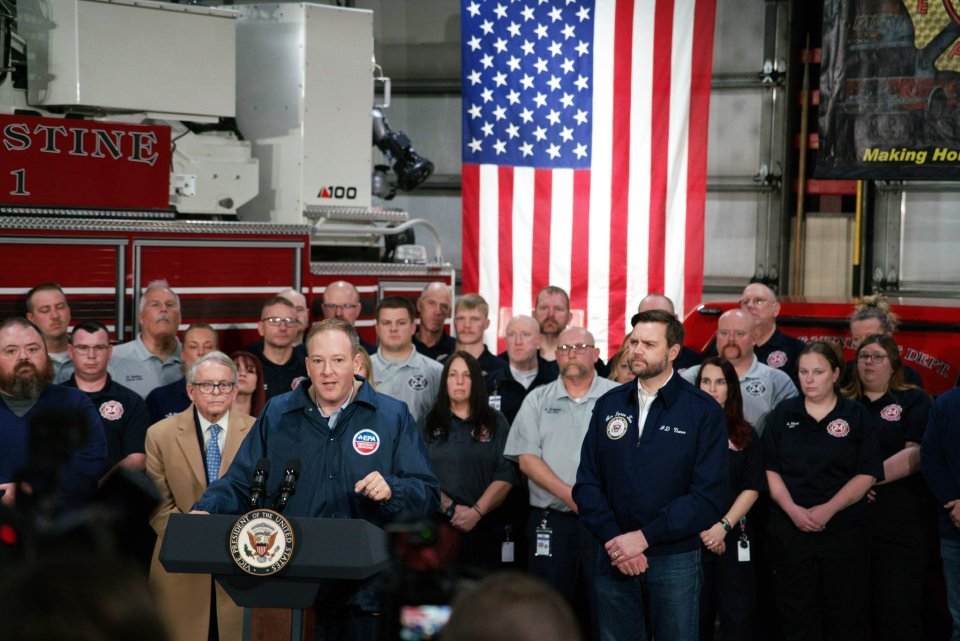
[574,309,728,641]
[194,318,439,641]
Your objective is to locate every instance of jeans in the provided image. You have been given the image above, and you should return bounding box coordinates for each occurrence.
[595,545,701,641]
[941,538,960,641]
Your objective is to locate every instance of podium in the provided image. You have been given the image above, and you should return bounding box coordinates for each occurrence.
[160,513,391,641]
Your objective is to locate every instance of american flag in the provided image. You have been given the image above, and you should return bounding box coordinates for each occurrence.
[461,0,716,357]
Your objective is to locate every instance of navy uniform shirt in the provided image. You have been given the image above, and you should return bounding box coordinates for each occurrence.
[489,354,559,424]
[145,378,190,424]
[674,345,704,373]
[763,395,883,526]
[63,375,150,476]
[842,360,924,389]
[245,341,308,400]
[425,412,518,507]
[708,435,764,561]
[858,387,931,521]
[413,332,457,362]
[921,389,960,540]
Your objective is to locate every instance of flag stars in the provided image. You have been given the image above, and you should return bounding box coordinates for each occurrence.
[519,108,534,123]
[466,1,480,17]
[546,109,561,126]
[493,139,507,155]
[547,75,562,92]
[467,69,482,86]
[507,56,521,72]
[506,89,521,105]
[493,105,507,121]
[467,35,482,52]
[574,109,588,125]
[561,58,575,74]
[521,40,535,56]
[576,6,591,22]
[481,87,494,103]
[469,104,483,119]
[494,38,508,53]
[560,126,574,142]
[520,74,535,90]
[519,141,534,157]
[546,143,561,159]
[493,71,508,87]
[561,23,576,40]
[521,5,535,21]
[534,23,549,39]
[533,126,547,141]
[549,41,563,57]
[534,58,549,74]
[574,75,589,91]
[505,123,520,139]
[573,143,588,159]
[480,54,494,69]
[560,93,574,108]
[575,40,590,56]
[468,138,483,153]
[493,3,508,19]
[481,121,494,137]
[507,22,522,38]
[480,20,494,35]
[549,6,563,22]
[533,92,547,108]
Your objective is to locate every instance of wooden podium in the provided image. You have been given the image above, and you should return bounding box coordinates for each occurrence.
[160,513,391,641]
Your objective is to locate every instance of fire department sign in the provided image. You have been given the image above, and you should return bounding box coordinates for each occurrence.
[230,510,295,576]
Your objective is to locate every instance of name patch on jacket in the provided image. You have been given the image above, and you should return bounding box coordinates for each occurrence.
[353,429,381,455]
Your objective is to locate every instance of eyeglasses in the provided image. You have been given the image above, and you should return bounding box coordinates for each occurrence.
[857,353,889,363]
[191,381,236,394]
[261,317,300,327]
[72,344,110,354]
[556,343,595,355]
[322,303,360,312]
[739,297,770,307]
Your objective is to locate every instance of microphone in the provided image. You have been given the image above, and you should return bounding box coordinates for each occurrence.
[249,458,271,509]
[275,458,301,513]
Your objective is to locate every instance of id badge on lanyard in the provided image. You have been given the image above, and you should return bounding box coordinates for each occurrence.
[535,513,552,557]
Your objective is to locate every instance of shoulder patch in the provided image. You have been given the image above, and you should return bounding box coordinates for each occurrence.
[99,400,124,421]
[826,418,850,438]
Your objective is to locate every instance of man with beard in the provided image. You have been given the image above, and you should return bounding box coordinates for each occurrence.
[574,310,728,641]
[25,283,75,383]
[682,308,796,433]
[0,318,107,508]
[504,326,618,634]
[413,282,456,361]
[110,280,184,399]
[533,287,573,363]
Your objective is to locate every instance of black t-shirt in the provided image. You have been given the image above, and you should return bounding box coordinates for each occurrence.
[413,332,457,362]
[489,354,559,424]
[763,395,883,525]
[245,341,308,400]
[858,387,932,521]
[709,434,764,560]
[425,412,518,507]
[62,375,150,475]
[842,360,924,389]
[674,345,704,373]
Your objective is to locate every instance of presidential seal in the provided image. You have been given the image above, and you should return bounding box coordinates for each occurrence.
[230,510,295,576]
[606,416,629,440]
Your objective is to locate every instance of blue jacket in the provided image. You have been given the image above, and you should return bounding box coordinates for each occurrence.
[573,374,729,556]
[921,388,960,540]
[0,385,107,508]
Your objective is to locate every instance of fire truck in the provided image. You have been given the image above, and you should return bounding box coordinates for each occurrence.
[0,0,452,351]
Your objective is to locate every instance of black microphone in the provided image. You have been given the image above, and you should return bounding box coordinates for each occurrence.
[275,458,301,513]
[249,458,271,509]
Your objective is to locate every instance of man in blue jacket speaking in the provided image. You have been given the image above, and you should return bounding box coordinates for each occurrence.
[574,309,729,641]
[193,317,440,640]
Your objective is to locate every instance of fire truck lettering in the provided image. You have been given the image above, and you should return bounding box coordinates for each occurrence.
[69,128,89,157]
[128,131,159,166]
[34,124,68,153]
[92,129,124,160]
[2,123,30,151]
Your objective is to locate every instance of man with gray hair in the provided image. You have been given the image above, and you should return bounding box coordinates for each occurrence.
[145,350,254,641]
[109,280,184,398]
[0,317,107,509]
[413,281,456,361]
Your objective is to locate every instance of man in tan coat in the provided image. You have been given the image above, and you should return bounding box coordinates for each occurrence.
[146,351,255,641]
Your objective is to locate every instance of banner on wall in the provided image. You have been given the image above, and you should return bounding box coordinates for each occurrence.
[819,0,960,179]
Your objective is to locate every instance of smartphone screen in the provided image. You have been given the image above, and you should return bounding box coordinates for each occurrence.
[399,604,452,641]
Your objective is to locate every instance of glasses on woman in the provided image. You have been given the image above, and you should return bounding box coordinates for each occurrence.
[856,353,889,363]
